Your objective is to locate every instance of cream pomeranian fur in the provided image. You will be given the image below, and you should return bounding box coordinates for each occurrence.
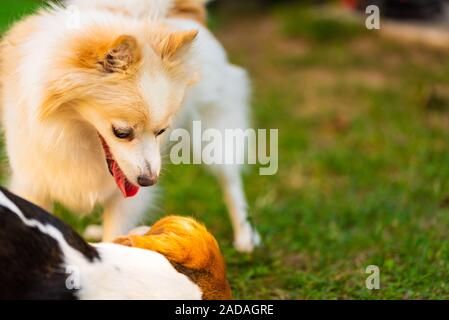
[0,0,260,252]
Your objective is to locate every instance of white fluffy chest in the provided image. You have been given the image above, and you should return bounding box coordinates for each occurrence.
[6,119,118,211]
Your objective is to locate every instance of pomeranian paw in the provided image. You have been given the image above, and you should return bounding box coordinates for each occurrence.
[128,225,151,236]
[83,224,103,242]
[234,224,261,253]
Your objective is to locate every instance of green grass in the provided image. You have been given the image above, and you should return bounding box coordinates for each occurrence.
[276,4,364,43]
[0,0,39,33]
[2,1,449,299]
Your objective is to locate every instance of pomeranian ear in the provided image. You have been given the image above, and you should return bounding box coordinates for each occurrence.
[39,34,141,120]
[97,35,141,73]
[156,29,198,60]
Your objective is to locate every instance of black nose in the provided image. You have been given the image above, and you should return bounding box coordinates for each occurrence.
[137,174,158,187]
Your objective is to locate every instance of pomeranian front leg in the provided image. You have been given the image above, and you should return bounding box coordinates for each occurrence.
[9,174,52,212]
[102,188,156,242]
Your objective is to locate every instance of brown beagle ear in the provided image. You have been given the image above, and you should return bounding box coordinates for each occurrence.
[156,29,198,60]
[97,35,141,73]
[112,216,232,300]
[112,236,134,247]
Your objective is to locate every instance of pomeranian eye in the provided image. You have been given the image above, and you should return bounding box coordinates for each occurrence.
[112,126,133,140]
[156,128,167,137]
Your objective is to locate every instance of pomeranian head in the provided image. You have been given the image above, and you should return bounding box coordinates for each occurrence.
[39,21,199,197]
[114,216,232,300]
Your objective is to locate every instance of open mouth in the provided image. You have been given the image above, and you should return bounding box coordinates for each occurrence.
[98,135,140,198]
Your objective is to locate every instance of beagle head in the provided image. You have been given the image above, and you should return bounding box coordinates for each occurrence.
[114,216,232,300]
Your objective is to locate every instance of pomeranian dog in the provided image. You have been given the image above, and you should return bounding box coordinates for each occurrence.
[0,0,260,252]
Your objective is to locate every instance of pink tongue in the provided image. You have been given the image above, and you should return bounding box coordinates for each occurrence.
[111,160,140,198]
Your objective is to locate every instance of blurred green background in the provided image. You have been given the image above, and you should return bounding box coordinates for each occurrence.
[1,0,449,299]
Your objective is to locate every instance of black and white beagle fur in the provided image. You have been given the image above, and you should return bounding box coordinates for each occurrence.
[0,187,203,299]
